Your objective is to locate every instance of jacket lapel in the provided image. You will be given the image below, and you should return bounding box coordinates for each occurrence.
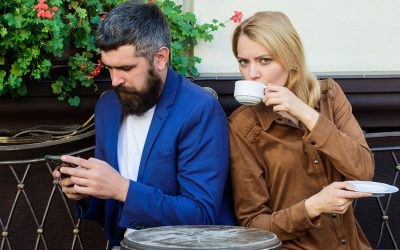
[137,68,180,181]
[106,91,123,172]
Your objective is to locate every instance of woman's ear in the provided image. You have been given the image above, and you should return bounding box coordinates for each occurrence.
[153,47,169,71]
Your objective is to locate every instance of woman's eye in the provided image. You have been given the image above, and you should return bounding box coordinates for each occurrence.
[238,59,248,65]
[260,58,271,64]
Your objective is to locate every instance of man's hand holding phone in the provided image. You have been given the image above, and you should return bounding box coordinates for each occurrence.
[48,155,88,201]
[46,155,75,178]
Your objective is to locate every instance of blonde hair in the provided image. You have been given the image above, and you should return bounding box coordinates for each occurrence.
[232,11,320,108]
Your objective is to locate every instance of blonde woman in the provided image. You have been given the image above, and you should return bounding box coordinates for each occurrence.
[229,11,374,249]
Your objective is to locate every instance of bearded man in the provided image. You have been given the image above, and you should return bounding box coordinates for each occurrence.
[53,1,236,249]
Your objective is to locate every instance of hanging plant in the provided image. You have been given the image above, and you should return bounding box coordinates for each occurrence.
[0,0,242,106]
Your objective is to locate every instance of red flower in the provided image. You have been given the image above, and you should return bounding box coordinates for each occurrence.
[89,60,103,78]
[34,0,57,19]
[230,11,243,23]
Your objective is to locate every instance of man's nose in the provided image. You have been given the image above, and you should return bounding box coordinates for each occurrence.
[110,70,124,87]
[249,64,261,80]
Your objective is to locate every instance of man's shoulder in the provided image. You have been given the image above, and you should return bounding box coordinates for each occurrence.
[95,90,119,116]
[97,89,118,105]
[177,77,222,109]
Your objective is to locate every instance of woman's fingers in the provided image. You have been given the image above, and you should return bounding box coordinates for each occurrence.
[265,84,282,92]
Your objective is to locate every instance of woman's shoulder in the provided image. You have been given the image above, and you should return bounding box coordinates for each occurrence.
[228,105,260,131]
[230,105,256,120]
[319,78,343,100]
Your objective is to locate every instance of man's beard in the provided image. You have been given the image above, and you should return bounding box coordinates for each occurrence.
[115,67,163,116]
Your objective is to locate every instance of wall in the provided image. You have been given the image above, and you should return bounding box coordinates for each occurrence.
[191,0,400,75]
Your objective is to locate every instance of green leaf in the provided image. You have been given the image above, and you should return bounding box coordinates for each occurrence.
[31,47,40,58]
[17,84,27,96]
[10,63,23,76]
[51,80,64,94]
[51,0,63,5]
[68,96,80,106]
[7,75,23,89]
[76,7,88,19]
[18,29,31,41]
[4,13,25,28]
[0,57,5,65]
[0,27,7,37]
[82,78,94,87]
[66,13,78,24]
[0,70,6,85]
[42,59,52,69]
[86,0,101,6]
[17,57,30,70]
[31,69,42,80]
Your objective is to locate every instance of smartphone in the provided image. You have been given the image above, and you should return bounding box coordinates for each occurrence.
[45,155,74,178]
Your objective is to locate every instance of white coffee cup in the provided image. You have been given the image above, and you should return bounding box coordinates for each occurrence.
[234,80,266,105]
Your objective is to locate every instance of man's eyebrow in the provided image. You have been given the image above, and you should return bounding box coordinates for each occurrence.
[103,64,136,69]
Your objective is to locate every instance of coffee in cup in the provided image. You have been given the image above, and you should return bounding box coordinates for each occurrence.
[234,80,266,105]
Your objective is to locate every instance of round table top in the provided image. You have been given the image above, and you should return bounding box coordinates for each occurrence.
[121,225,281,250]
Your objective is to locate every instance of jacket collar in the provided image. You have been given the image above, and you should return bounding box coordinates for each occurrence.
[254,104,278,131]
[254,104,306,131]
[154,67,179,114]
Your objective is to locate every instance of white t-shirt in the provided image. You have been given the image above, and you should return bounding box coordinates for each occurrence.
[117,106,156,236]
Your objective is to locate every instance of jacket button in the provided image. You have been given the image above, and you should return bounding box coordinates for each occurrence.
[314,160,319,164]
[341,239,347,245]
[331,213,337,218]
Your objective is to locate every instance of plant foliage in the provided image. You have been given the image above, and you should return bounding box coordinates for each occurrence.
[0,0,224,106]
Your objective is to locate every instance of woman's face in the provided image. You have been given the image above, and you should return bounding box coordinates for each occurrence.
[236,35,289,87]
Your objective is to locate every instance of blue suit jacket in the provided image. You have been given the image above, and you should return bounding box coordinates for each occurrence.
[77,68,236,247]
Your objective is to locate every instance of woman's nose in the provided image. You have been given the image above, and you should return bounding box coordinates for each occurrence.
[249,64,261,80]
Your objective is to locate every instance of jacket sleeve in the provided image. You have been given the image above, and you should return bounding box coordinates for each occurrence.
[303,79,374,180]
[75,94,109,225]
[119,99,231,228]
[229,123,320,241]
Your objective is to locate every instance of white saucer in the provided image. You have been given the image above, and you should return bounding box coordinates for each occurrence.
[345,181,399,197]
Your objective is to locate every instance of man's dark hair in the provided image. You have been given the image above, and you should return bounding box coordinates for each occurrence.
[96,1,171,61]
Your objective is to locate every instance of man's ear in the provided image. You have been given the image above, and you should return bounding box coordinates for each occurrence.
[153,47,169,71]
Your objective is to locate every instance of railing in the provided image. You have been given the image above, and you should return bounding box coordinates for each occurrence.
[0,129,107,250]
[353,132,400,250]
[0,131,399,249]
